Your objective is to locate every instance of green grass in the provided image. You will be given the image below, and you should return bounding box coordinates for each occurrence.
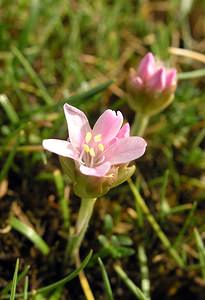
[0,0,205,299]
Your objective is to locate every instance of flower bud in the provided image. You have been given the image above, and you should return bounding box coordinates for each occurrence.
[127,52,177,116]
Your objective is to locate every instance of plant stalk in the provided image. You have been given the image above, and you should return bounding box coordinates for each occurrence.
[66,197,97,259]
[131,112,149,136]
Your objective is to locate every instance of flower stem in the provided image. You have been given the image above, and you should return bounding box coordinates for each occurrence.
[131,112,149,136]
[66,197,97,259]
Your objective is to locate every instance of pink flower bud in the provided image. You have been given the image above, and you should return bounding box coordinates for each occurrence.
[127,52,177,116]
[165,69,177,89]
[147,67,166,92]
[137,52,155,80]
[131,75,144,89]
[135,53,177,93]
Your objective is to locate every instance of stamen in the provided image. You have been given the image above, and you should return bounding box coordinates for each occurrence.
[89,147,95,157]
[106,173,114,178]
[94,134,102,142]
[83,144,90,153]
[98,143,104,152]
[95,155,105,165]
[85,132,92,143]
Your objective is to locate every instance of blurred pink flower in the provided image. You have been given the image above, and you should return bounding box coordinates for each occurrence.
[128,52,177,116]
[130,52,177,93]
[43,104,147,177]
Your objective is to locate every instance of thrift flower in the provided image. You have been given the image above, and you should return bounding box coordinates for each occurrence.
[128,52,177,116]
[43,104,147,197]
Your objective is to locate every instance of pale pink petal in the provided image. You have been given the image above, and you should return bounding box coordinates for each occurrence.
[79,162,111,177]
[93,110,123,144]
[166,69,177,89]
[107,123,130,148]
[131,76,144,89]
[117,123,130,138]
[147,67,166,92]
[105,137,147,164]
[64,104,91,149]
[137,52,156,80]
[42,139,78,160]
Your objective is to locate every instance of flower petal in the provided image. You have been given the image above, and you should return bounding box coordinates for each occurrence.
[166,69,177,89]
[137,52,156,80]
[105,137,147,164]
[117,123,130,138]
[93,110,123,144]
[130,75,144,89]
[147,67,166,92]
[79,162,111,177]
[42,139,78,159]
[64,104,91,149]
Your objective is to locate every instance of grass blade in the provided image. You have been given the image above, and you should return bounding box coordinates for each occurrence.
[128,179,184,268]
[178,68,205,80]
[174,202,197,248]
[49,287,63,300]
[10,258,20,300]
[159,169,170,219]
[12,46,53,105]
[31,250,92,295]
[9,217,50,255]
[0,137,19,182]
[1,265,30,296]
[23,276,29,300]
[21,80,113,119]
[194,228,205,280]
[2,250,92,299]
[98,258,114,300]
[0,80,113,152]
[53,169,70,230]
[137,244,151,300]
[18,0,40,49]
[0,94,19,124]
[114,265,147,300]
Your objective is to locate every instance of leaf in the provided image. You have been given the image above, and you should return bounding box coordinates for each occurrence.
[9,217,50,256]
[1,265,30,296]
[2,251,92,299]
[98,258,114,300]
[10,258,19,300]
[114,265,148,300]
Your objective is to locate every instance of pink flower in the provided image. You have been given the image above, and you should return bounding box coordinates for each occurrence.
[127,52,177,116]
[43,104,146,177]
[130,52,177,93]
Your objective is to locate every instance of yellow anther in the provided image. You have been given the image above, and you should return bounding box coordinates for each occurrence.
[94,134,102,142]
[85,132,92,143]
[89,147,95,157]
[83,144,90,153]
[107,173,114,178]
[98,143,104,152]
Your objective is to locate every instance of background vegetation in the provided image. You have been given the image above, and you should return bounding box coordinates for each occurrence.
[0,0,205,299]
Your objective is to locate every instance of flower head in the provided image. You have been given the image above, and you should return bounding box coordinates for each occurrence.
[128,52,177,116]
[43,104,146,197]
[43,104,146,177]
[131,52,177,92]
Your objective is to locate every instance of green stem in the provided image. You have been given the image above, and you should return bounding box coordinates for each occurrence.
[178,68,205,80]
[66,197,97,259]
[131,113,149,136]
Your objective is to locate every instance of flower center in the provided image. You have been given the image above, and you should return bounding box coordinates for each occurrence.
[80,132,105,167]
